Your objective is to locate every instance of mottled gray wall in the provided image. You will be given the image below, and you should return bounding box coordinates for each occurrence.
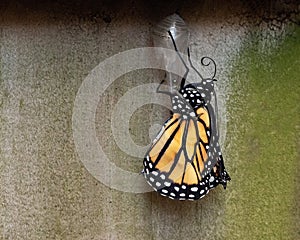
[0,1,299,240]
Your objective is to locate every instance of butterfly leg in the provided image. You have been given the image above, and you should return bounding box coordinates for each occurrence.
[156,78,172,95]
[187,47,204,80]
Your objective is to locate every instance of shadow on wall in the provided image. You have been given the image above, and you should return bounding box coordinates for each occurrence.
[1,0,298,25]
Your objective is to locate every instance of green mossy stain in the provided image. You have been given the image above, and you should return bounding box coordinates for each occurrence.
[225,26,300,240]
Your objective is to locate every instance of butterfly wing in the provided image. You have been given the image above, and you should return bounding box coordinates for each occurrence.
[194,105,231,192]
[143,104,230,200]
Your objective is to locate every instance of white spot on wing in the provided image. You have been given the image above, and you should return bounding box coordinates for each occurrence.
[162,189,168,194]
[164,182,171,187]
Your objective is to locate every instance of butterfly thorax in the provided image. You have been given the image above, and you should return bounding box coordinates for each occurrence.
[171,86,205,119]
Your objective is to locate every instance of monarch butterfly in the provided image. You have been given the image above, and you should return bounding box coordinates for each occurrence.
[142,31,231,200]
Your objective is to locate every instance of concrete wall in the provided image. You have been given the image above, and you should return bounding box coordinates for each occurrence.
[0,1,299,239]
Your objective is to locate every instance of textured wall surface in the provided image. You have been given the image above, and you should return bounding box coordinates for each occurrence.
[0,1,299,239]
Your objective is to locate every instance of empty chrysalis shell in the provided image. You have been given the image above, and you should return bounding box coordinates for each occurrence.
[152,14,190,90]
[152,13,190,53]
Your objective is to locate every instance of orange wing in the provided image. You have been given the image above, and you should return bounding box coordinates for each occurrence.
[143,106,219,200]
